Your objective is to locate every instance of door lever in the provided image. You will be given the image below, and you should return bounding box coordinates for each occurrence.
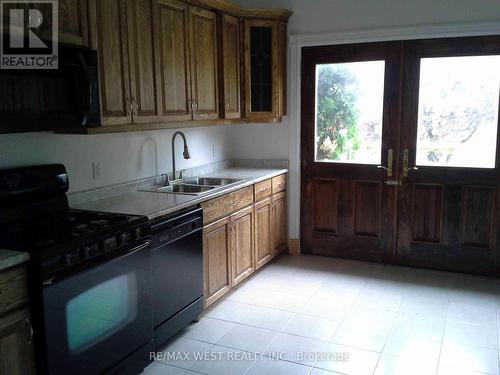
[377,149,393,177]
[402,148,418,177]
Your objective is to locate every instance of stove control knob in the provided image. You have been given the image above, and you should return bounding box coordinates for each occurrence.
[80,246,91,259]
[61,253,73,267]
[120,232,132,244]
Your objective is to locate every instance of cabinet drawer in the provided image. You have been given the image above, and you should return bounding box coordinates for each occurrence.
[201,186,254,224]
[272,174,287,194]
[0,266,29,316]
[254,179,272,201]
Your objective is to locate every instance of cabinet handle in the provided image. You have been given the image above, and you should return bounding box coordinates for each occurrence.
[126,100,131,117]
[259,187,267,192]
[25,317,33,344]
[226,102,229,111]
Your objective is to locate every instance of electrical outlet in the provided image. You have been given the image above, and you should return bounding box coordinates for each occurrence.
[92,161,101,180]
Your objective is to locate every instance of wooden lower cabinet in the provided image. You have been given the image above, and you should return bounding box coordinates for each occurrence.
[271,191,287,256]
[0,265,35,375]
[0,309,36,375]
[203,217,231,307]
[202,175,288,307]
[254,197,272,269]
[230,206,254,286]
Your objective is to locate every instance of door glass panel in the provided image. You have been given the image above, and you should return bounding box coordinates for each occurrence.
[315,61,385,164]
[416,56,500,168]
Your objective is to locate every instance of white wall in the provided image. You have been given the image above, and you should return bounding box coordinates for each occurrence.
[234,0,500,34]
[228,121,289,160]
[0,126,232,192]
[234,0,500,240]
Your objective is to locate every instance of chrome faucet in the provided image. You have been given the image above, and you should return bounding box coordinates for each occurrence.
[171,131,191,182]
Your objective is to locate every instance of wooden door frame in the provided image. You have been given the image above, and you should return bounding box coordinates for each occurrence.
[288,23,500,254]
[300,41,403,263]
[396,35,500,275]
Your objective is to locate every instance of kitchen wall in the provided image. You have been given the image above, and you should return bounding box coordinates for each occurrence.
[234,0,500,34]
[233,0,500,240]
[0,126,232,193]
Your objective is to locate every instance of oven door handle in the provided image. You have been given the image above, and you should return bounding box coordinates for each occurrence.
[42,240,151,286]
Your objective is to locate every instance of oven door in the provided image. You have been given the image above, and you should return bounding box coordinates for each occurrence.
[41,241,152,375]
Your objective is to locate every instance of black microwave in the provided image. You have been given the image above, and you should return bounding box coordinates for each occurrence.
[0,44,101,133]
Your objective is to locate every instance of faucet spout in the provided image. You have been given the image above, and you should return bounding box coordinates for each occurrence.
[171,131,191,181]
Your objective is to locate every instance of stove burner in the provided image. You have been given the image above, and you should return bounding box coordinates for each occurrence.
[1,210,134,250]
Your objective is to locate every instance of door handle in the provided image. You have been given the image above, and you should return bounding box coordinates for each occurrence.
[377,149,393,177]
[402,148,418,177]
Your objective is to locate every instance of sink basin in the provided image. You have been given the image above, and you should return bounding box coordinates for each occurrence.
[139,176,244,196]
[183,177,243,186]
[142,184,215,195]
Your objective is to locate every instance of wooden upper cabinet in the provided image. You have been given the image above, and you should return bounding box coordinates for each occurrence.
[127,0,160,123]
[188,6,219,120]
[88,0,132,125]
[58,0,89,46]
[220,14,241,119]
[242,11,290,122]
[155,0,192,122]
[243,19,277,120]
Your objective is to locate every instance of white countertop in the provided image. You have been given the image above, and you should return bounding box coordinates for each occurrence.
[0,249,30,271]
[74,168,287,220]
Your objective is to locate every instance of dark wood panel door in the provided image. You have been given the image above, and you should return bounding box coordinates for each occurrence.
[127,0,160,124]
[88,0,132,126]
[188,6,219,120]
[301,42,403,263]
[396,36,500,275]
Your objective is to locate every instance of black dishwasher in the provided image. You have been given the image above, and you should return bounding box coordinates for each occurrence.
[150,207,204,348]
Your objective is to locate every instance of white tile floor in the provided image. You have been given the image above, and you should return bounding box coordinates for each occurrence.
[142,254,500,375]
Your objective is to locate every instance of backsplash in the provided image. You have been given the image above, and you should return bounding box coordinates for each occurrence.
[67,159,288,206]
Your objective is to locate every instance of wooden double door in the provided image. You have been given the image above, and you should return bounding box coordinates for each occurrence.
[301,36,500,275]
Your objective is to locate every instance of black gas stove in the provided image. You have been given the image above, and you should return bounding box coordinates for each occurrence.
[0,164,153,375]
[2,207,149,278]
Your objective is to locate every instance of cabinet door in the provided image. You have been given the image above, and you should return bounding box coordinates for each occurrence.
[230,206,254,286]
[220,14,241,119]
[88,0,132,125]
[58,0,89,45]
[189,6,219,120]
[127,0,160,124]
[271,192,287,256]
[155,0,192,122]
[243,19,279,120]
[203,217,231,307]
[0,309,36,375]
[254,197,272,269]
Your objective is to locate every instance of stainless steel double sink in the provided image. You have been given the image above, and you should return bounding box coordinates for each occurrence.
[140,177,244,196]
